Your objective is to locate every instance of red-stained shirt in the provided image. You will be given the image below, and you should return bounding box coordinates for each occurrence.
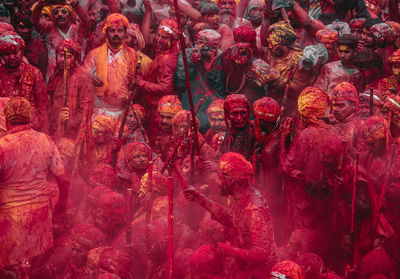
[0,62,49,132]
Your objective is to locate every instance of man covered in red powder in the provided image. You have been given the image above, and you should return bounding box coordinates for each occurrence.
[280,86,338,246]
[378,49,400,98]
[136,19,179,131]
[184,152,277,278]
[0,31,49,133]
[220,94,256,162]
[0,97,70,277]
[331,82,363,148]
[48,39,94,138]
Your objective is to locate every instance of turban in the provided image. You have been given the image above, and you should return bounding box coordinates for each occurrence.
[316,29,339,44]
[333,82,359,109]
[349,18,366,30]
[130,103,145,123]
[218,152,253,181]
[86,247,132,278]
[125,141,152,162]
[56,39,81,58]
[224,43,252,65]
[116,142,152,180]
[233,26,257,47]
[102,13,129,34]
[298,87,329,121]
[388,49,400,65]
[300,43,329,70]
[157,95,183,115]
[92,115,117,134]
[0,31,25,53]
[188,245,225,275]
[244,0,266,20]
[326,21,350,36]
[139,171,168,199]
[247,59,280,87]
[0,22,14,34]
[206,99,224,115]
[4,97,31,124]
[90,163,118,189]
[338,34,358,50]
[158,19,179,40]
[354,48,383,69]
[296,253,325,278]
[387,21,400,36]
[271,260,306,279]
[224,94,250,113]
[370,23,398,44]
[72,224,106,251]
[97,191,125,225]
[359,116,388,144]
[253,97,281,122]
[197,29,221,48]
[268,21,297,47]
[126,23,145,51]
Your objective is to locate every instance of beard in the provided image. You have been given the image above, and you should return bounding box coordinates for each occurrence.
[219,11,236,28]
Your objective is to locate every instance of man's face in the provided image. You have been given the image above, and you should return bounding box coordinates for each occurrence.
[126,110,139,130]
[106,26,126,47]
[159,112,174,132]
[351,28,363,39]
[392,63,400,77]
[16,25,32,41]
[267,38,285,58]
[128,150,149,171]
[248,7,263,26]
[259,118,277,132]
[1,48,23,69]
[209,111,225,131]
[154,30,173,53]
[228,107,248,128]
[338,45,354,66]
[359,96,379,118]
[173,121,189,137]
[203,14,219,30]
[92,126,108,144]
[361,28,375,47]
[125,33,138,50]
[219,0,236,14]
[217,171,232,196]
[56,50,75,72]
[198,42,218,61]
[52,6,72,28]
[333,99,355,122]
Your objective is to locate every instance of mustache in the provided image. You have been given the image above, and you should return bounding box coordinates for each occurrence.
[220,9,235,15]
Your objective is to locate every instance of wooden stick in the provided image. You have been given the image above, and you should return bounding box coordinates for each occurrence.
[351,153,359,233]
[167,177,174,279]
[126,188,133,244]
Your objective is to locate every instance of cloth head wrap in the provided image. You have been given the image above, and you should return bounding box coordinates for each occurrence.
[247,59,280,87]
[387,21,400,37]
[97,191,125,225]
[326,21,350,36]
[172,110,200,127]
[244,0,266,20]
[90,163,118,189]
[92,115,117,134]
[388,49,400,65]
[370,23,398,44]
[359,89,383,107]
[337,34,358,50]
[333,82,359,109]
[268,21,297,47]
[4,97,31,124]
[224,94,250,113]
[158,19,179,40]
[218,152,253,181]
[385,94,400,113]
[316,29,338,44]
[224,43,253,65]
[298,87,329,122]
[72,224,105,251]
[56,39,81,58]
[349,18,366,30]
[299,43,329,70]
[126,23,145,51]
[0,31,25,53]
[197,29,221,48]
[206,99,224,115]
[129,103,145,123]
[157,95,183,115]
[125,141,151,164]
[359,115,388,144]
[233,25,257,48]
[253,97,281,122]
[102,13,129,34]
[86,247,132,278]
[271,260,306,279]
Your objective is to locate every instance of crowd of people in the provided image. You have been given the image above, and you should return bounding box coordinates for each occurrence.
[0,0,400,277]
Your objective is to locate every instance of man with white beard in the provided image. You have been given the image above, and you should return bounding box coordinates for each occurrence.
[218,0,252,30]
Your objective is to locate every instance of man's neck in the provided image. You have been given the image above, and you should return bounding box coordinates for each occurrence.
[58,24,71,34]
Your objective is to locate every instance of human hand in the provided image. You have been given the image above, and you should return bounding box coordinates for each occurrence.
[58,107,70,123]
[183,186,202,202]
